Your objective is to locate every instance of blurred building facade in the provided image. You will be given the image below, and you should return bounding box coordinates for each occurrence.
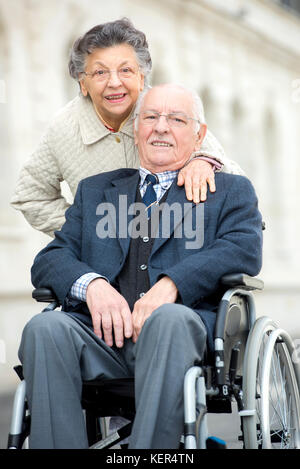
[0,0,300,391]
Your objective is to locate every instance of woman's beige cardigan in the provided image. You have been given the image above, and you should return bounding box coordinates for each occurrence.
[11,95,243,237]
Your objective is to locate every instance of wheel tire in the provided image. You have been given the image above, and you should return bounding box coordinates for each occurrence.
[242,316,300,449]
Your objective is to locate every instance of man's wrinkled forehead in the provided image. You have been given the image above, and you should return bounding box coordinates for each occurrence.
[141,85,195,115]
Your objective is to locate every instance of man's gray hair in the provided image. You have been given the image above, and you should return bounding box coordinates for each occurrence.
[134,84,206,133]
[68,18,152,87]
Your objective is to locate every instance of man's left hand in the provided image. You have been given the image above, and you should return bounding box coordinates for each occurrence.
[131,276,178,343]
[177,159,216,203]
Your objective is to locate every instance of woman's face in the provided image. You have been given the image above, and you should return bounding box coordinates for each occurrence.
[79,43,145,129]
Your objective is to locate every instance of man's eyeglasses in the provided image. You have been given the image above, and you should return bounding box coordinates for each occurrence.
[83,66,138,82]
[137,111,200,128]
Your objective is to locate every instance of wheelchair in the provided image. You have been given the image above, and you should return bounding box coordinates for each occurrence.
[7,273,300,449]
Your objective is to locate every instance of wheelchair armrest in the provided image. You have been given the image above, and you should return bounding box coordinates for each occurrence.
[32,288,58,303]
[221,273,264,291]
[215,274,262,342]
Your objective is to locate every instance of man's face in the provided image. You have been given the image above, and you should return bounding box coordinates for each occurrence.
[134,85,206,173]
[80,44,144,129]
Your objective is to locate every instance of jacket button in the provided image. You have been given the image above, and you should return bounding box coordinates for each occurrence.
[139,292,145,298]
[140,264,147,271]
[143,236,149,243]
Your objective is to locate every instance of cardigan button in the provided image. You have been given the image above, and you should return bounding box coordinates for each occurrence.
[140,264,148,271]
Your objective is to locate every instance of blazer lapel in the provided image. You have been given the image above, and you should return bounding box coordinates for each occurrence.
[151,181,196,256]
[103,171,140,258]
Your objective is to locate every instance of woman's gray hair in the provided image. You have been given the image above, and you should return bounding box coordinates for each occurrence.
[68,18,152,87]
[134,84,206,133]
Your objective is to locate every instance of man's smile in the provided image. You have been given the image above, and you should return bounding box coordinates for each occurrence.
[150,140,174,147]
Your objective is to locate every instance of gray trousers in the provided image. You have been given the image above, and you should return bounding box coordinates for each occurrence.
[18,304,206,449]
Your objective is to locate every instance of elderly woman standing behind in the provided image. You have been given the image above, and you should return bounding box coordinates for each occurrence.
[11,18,242,238]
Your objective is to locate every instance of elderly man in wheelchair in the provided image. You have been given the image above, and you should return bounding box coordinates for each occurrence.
[9,83,300,449]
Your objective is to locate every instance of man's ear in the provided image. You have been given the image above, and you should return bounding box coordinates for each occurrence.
[194,124,207,151]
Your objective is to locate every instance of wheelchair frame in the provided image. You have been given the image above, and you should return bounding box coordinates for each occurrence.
[184,277,258,449]
[184,275,300,449]
[7,274,300,449]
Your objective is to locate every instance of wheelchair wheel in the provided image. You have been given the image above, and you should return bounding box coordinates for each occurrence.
[242,316,300,449]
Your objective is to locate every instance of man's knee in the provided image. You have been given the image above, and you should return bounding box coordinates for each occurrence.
[137,304,207,364]
[25,311,60,330]
[145,303,206,339]
[19,311,79,364]
[22,311,70,338]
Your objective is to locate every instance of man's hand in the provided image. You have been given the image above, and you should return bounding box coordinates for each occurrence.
[177,159,216,203]
[86,278,133,348]
[131,277,178,343]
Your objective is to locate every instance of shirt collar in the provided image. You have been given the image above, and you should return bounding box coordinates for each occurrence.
[139,167,179,189]
[77,94,134,145]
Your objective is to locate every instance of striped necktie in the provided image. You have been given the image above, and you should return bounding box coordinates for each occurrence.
[142,174,158,217]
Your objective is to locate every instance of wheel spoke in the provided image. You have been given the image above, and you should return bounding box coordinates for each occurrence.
[242,318,300,449]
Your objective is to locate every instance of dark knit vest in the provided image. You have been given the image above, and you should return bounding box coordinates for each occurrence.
[115,188,169,310]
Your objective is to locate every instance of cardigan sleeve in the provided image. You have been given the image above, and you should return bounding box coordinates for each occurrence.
[195,128,245,176]
[10,128,70,238]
